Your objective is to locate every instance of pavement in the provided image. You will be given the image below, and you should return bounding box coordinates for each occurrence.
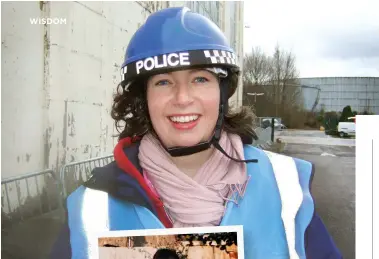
[276,129,356,145]
[278,129,355,259]
[1,209,64,259]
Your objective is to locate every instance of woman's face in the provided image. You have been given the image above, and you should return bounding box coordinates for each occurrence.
[146,69,220,148]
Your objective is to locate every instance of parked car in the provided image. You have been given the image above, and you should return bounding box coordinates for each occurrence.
[337,117,355,137]
[261,118,286,131]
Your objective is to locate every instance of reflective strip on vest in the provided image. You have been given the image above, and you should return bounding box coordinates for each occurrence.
[264,151,303,259]
[81,188,110,257]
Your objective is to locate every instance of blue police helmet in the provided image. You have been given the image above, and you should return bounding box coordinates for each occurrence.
[120,7,240,88]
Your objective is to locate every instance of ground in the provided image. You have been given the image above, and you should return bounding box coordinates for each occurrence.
[277,129,355,259]
[1,209,64,259]
[1,130,355,259]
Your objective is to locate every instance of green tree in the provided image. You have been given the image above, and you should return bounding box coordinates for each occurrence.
[339,105,354,122]
[323,111,339,135]
[317,108,325,123]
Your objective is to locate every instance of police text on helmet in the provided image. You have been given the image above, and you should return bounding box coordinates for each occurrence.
[135,52,190,74]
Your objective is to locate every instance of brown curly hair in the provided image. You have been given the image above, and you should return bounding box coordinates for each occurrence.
[111,72,257,142]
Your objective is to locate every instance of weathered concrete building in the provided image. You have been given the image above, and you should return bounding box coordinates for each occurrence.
[1,1,244,216]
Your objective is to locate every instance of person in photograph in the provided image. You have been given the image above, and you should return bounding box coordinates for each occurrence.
[50,6,342,259]
[153,248,180,259]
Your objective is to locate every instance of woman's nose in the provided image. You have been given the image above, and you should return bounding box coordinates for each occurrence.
[173,83,194,106]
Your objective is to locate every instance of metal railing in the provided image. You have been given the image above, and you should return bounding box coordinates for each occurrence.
[1,169,62,227]
[1,153,115,227]
[253,117,281,149]
[60,154,114,198]
[253,127,274,148]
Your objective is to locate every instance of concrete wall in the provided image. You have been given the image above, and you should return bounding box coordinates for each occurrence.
[1,2,46,178]
[1,1,48,217]
[299,77,379,114]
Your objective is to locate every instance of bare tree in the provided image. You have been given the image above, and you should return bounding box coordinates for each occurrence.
[243,44,306,128]
[269,44,300,116]
[242,47,272,107]
[243,47,272,86]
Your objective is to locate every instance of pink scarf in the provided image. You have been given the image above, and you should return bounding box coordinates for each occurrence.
[138,131,248,227]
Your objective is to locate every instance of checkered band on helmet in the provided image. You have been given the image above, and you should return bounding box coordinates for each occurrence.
[203,50,237,65]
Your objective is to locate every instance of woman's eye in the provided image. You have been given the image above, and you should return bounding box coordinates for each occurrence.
[193,77,209,83]
[155,80,170,86]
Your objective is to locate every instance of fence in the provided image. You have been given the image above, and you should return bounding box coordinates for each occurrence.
[252,117,281,149]
[60,154,115,198]
[253,127,274,149]
[1,154,116,227]
[1,169,62,228]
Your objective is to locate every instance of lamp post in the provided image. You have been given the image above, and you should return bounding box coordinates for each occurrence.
[247,92,264,102]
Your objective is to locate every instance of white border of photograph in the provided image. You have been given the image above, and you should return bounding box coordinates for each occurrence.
[356,115,379,259]
[90,225,244,259]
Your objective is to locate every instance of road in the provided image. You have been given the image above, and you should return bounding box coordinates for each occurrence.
[277,130,355,259]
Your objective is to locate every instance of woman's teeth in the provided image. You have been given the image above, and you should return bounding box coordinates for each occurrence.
[169,115,199,123]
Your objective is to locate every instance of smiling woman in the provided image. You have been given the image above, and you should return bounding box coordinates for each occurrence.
[147,69,219,146]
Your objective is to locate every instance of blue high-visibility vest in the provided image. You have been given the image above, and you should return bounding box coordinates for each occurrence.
[67,146,314,259]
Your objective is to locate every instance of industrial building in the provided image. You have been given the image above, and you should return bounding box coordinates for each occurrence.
[1,1,244,216]
[299,77,379,114]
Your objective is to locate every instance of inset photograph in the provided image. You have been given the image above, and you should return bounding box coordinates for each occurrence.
[95,226,243,259]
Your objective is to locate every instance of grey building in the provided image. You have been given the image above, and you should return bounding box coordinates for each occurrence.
[299,77,379,114]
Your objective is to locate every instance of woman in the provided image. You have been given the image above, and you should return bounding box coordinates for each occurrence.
[51,7,342,259]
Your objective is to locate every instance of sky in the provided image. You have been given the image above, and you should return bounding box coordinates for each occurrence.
[243,0,379,78]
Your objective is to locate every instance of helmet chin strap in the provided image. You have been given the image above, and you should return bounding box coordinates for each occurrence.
[163,80,258,164]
